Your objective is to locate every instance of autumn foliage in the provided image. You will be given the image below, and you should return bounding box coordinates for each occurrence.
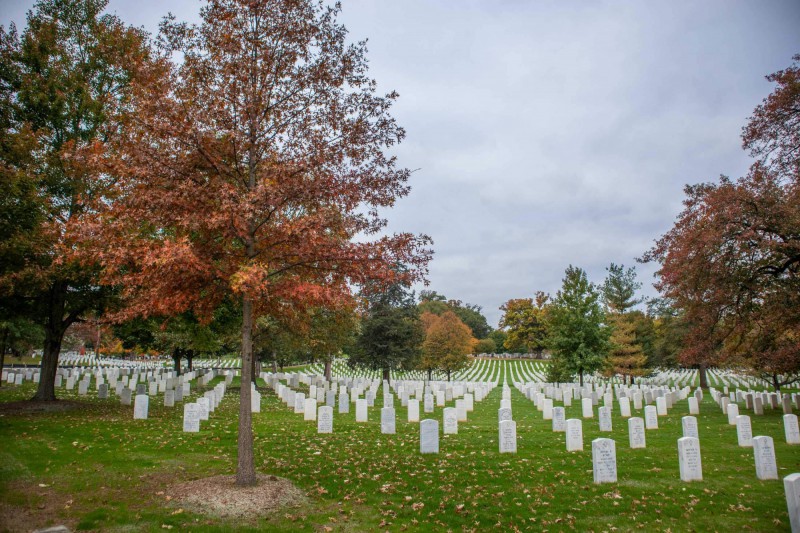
[81,0,431,485]
[645,55,800,388]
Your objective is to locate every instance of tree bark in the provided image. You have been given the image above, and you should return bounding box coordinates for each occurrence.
[33,284,70,401]
[427,368,432,382]
[236,294,256,486]
[324,358,332,382]
[172,348,182,375]
[187,351,194,371]
[772,373,780,392]
[698,362,708,389]
[579,370,584,387]
[382,367,390,383]
[0,329,7,389]
[446,369,451,382]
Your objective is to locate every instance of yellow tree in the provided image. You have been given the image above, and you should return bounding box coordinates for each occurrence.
[606,314,648,384]
[421,311,474,381]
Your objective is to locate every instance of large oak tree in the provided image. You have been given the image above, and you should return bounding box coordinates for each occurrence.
[0,0,149,400]
[644,55,800,389]
[85,0,430,486]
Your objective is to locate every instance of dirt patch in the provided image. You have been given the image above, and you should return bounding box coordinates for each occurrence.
[0,483,75,533]
[168,474,307,520]
[0,400,85,415]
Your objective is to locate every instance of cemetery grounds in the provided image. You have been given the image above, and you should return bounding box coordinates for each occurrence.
[1,358,799,532]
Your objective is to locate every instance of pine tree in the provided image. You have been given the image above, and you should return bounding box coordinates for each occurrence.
[606,314,648,384]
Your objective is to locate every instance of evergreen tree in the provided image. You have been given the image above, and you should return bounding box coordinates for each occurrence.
[548,266,611,386]
[349,281,424,383]
[605,314,648,384]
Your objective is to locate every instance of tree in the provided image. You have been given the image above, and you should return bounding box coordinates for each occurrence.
[349,280,424,383]
[547,266,611,386]
[643,56,800,390]
[84,0,431,486]
[498,292,550,356]
[418,291,491,339]
[601,264,648,383]
[420,310,473,381]
[473,337,496,355]
[601,263,644,314]
[488,329,508,354]
[605,314,648,384]
[0,0,148,400]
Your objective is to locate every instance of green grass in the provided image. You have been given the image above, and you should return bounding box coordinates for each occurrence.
[0,362,798,532]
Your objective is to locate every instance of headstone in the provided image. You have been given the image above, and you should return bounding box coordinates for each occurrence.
[688,396,699,415]
[727,403,739,425]
[133,394,149,420]
[355,398,368,422]
[592,438,617,483]
[754,396,764,415]
[566,419,583,451]
[656,396,667,416]
[443,407,458,434]
[678,437,703,481]
[304,398,317,421]
[420,419,439,454]
[598,406,612,432]
[338,392,350,414]
[317,405,333,434]
[120,387,132,406]
[736,415,753,447]
[753,436,779,480]
[619,397,631,418]
[499,420,517,453]
[784,396,794,415]
[197,397,210,420]
[97,383,108,400]
[582,398,593,418]
[182,403,200,432]
[408,399,420,422]
[644,405,658,429]
[682,416,699,439]
[456,399,467,422]
[78,381,88,395]
[381,407,396,434]
[294,392,306,413]
[326,390,336,408]
[628,417,646,449]
[164,389,175,407]
[542,398,553,420]
[424,393,434,413]
[174,385,183,402]
[785,414,800,445]
[552,406,566,432]
[251,390,261,413]
[498,407,512,423]
[633,393,643,410]
[136,383,146,395]
[784,473,800,533]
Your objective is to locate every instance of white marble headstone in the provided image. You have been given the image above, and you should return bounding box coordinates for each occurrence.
[592,438,617,483]
[566,419,583,451]
[753,436,778,480]
[628,417,646,449]
[420,419,439,454]
[678,437,703,481]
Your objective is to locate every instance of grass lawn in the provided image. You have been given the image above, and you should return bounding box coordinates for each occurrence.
[1,362,798,532]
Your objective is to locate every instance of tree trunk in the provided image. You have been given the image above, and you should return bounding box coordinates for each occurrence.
[236,294,256,486]
[187,352,194,371]
[446,369,451,382]
[427,368,432,382]
[173,349,181,375]
[0,330,7,389]
[33,325,63,401]
[698,362,708,389]
[579,370,584,387]
[382,367,390,383]
[271,352,277,373]
[772,373,781,392]
[324,358,332,382]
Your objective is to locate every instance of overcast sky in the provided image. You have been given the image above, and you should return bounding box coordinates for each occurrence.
[2,0,799,328]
